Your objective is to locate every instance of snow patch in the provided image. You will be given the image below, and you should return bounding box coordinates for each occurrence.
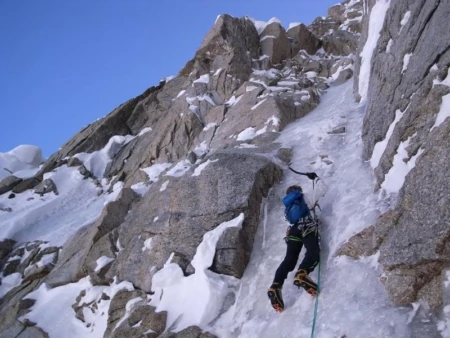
[203,123,217,131]
[0,145,44,180]
[253,21,268,35]
[306,71,317,79]
[252,68,280,79]
[386,39,394,53]
[237,143,258,149]
[193,74,210,84]
[130,182,149,196]
[142,238,153,252]
[225,95,243,107]
[192,159,218,177]
[400,11,411,30]
[0,272,22,297]
[265,116,280,126]
[197,94,216,106]
[260,35,276,41]
[138,127,152,136]
[433,68,450,87]
[268,17,282,25]
[236,127,256,141]
[165,160,191,178]
[402,53,412,73]
[370,108,405,168]
[246,86,260,92]
[251,99,267,111]
[278,81,299,87]
[176,90,186,98]
[160,180,169,192]
[288,22,302,29]
[381,137,424,194]
[94,256,114,272]
[430,93,450,131]
[140,163,172,182]
[193,141,210,158]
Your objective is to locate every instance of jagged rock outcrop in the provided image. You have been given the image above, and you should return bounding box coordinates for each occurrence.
[0,175,23,195]
[287,23,321,56]
[322,30,359,56]
[102,151,281,292]
[260,21,291,64]
[34,179,58,196]
[12,177,41,194]
[0,241,61,337]
[354,0,450,307]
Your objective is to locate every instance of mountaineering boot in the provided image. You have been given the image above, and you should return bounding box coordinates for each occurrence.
[267,283,284,313]
[293,269,318,296]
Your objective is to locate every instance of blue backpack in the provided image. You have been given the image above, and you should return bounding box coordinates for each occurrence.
[282,190,310,224]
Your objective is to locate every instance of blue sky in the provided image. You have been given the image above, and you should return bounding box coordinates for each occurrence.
[0,0,339,157]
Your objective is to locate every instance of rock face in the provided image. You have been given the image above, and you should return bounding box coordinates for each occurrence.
[336,225,378,258]
[260,22,291,64]
[34,179,58,196]
[0,2,367,336]
[12,177,41,193]
[287,24,321,56]
[355,0,450,307]
[105,151,282,292]
[322,30,358,56]
[0,175,23,195]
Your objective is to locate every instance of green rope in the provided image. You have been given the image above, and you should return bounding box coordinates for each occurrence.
[310,260,321,338]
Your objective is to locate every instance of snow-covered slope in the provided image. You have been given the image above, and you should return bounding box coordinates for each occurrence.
[0,165,123,245]
[0,145,43,180]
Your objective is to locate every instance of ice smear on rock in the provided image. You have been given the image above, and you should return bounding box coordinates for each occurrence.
[358,0,391,102]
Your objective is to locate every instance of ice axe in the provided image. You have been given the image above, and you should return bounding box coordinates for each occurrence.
[287,165,319,181]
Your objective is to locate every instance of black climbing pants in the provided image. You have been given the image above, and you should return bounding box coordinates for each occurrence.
[273,224,320,286]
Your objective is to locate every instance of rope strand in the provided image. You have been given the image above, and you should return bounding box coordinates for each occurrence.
[310,260,321,338]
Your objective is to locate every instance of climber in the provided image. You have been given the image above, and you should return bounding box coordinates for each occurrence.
[267,172,327,313]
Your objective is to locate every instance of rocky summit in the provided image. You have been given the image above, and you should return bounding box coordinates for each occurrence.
[1,0,450,337]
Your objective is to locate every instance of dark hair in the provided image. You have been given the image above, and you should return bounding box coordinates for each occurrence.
[286,185,302,194]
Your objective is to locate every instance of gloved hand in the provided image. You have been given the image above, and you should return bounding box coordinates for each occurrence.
[305,172,319,180]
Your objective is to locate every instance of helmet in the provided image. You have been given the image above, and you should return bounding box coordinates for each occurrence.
[286,185,302,194]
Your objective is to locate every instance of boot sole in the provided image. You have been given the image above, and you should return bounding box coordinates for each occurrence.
[267,290,284,313]
[293,279,318,297]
